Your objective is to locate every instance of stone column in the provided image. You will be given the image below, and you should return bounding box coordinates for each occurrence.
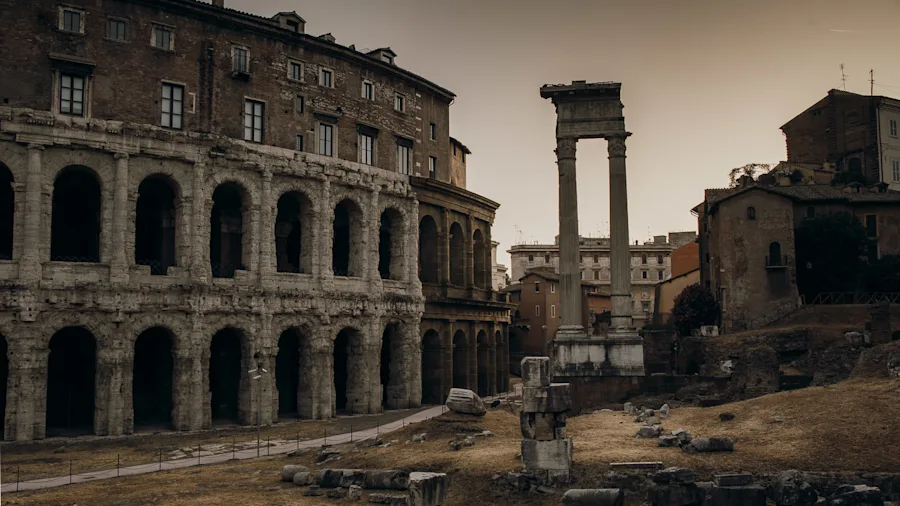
[368,187,381,283]
[6,338,47,441]
[440,209,451,286]
[468,322,478,392]
[110,153,130,283]
[406,201,420,285]
[555,137,584,336]
[310,334,333,419]
[441,323,453,400]
[19,144,45,282]
[95,342,128,436]
[319,179,333,290]
[406,318,422,408]
[465,215,475,291]
[190,161,208,282]
[607,133,633,330]
[258,169,273,284]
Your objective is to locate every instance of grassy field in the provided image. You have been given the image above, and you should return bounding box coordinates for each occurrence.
[5,378,897,506]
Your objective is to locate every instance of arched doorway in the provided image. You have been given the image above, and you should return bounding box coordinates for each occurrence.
[210,183,245,278]
[418,216,438,283]
[0,163,12,260]
[476,331,490,397]
[135,175,178,275]
[449,222,464,286]
[133,327,174,429]
[421,330,442,405]
[452,330,468,389]
[333,199,362,277]
[47,327,96,436]
[276,328,311,418]
[51,166,101,262]
[275,192,312,274]
[381,323,404,409]
[209,328,243,424]
[473,229,487,289]
[333,328,363,413]
[379,209,403,280]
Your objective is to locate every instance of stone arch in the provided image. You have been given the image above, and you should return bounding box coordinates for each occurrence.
[0,333,6,437]
[476,330,490,397]
[333,198,364,277]
[135,174,179,275]
[380,321,405,409]
[275,327,313,418]
[133,327,175,428]
[421,329,442,405]
[418,215,439,283]
[449,222,465,286]
[210,182,249,278]
[47,326,97,436]
[209,327,248,425]
[0,162,12,260]
[51,166,102,262]
[333,327,366,413]
[473,228,487,289]
[452,330,468,389]
[275,190,314,274]
[379,207,405,281]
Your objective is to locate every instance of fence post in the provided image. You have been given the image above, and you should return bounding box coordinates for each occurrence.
[117,453,120,477]
[350,425,353,443]
[267,437,270,456]
[159,447,162,471]
[297,433,299,450]
[233,438,236,460]
[198,444,201,466]
[324,429,327,446]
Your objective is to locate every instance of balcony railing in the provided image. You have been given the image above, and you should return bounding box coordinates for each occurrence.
[765,255,788,269]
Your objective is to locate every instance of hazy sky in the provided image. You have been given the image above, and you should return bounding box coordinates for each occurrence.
[231,0,900,266]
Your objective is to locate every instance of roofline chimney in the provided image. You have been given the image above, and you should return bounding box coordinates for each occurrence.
[212,0,224,7]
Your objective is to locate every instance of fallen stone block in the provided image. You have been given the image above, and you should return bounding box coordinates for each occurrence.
[445,388,486,416]
[303,485,324,496]
[363,470,411,490]
[559,488,624,506]
[647,482,703,506]
[609,461,664,470]
[412,433,427,443]
[658,435,680,447]
[292,471,314,486]
[828,484,884,505]
[282,464,310,482]
[348,484,363,500]
[652,467,697,485]
[327,487,347,499]
[522,383,572,413]
[684,437,734,453]
[368,493,410,505]
[636,425,662,439]
[624,402,635,415]
[521,356,552,387]
[707,485,767,506]
[719,412,736,421]
[672,429,692,444]
[521,438,573,471]
[714,474,753,487]
[660,404,670,419]
[408,471,449,506]
[770,470,818,506]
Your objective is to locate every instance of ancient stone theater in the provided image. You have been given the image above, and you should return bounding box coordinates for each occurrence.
[0,0,511,440]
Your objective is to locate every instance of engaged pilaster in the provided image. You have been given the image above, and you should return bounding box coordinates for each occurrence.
[110,152,130,283]
[19,144,45,283]
[607,133,633,330]
[555,137,584,336]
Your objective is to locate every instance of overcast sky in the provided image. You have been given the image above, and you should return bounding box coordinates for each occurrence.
[230,0,900,266]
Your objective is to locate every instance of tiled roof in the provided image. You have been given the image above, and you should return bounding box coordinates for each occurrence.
[701,184,900,213]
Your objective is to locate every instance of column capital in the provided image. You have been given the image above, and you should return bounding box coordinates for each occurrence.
[26,143,46,151]
[606,133,631,158]
[554,137,577,161]
[114,152,130,161]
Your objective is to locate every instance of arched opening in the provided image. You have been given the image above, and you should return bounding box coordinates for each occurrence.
[476,331,490,397]
[0,164,12,260]
[746,206,756,220]
[421,330,442,405]
[275,191,312,274]
[0,335,7,436]
[209,328,243,424]
[509,328,524,376]
[494,330,505,393]
[379,209,404,281]
[51,166,101,262]
[333,199,363,277]
[47,327,96,436]
[418,216,439,283]
[473,229,487,289]
[449,222,464,286]
[769,241,782,266]
[452,330,468,389]
[381,323,404,409]
[135,175,177,275]
[333,328,363,413]
[276,328,312,418]
[133,327,174,428]
[210,183,245,278]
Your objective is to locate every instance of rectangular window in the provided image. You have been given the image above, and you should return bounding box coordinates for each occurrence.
[893,160,900,183]
[429,123,436,140]
[362,81,373,100]
[243,99,264,143]
[153,26,173,50]
[658,270,664,280]
[891,119,898,137]
[593,270,599,280]
[642,271,648,280]
[528,254,534,263]
[396,140,412,175]
[593,255,599,263]
[550,283,555,293]
[544,255,550,263]
[657,255,664,264]
[394,93,405,112]
[296,134,304,152]
[551,305,556,318]
[358,131,374,165]
[160,83,184,129]
[107,19,126,41]
[535,305,540,317]
[289,61,303,81]
[295,95,304,113]
[318,123,334,156]
[320,69,333,87]
[642,301,650,313]
[233,46,249,73]
[62,9,82,33]
[535,282,540,293]
[59,74,85,116]
[428,156,437,179]
[866,215,877,237]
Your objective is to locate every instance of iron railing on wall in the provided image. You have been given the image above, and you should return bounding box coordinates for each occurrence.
[806,292,900,305]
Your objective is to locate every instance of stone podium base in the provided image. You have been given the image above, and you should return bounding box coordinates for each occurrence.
[550,329,646,414]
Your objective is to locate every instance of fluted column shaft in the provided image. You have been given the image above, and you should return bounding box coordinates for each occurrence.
[556,137,582,331]
[608,133,633,329]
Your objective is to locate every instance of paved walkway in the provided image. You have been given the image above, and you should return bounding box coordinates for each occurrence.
[1,404,450,494]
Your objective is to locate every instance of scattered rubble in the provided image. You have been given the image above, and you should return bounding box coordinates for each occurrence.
[445,388,487,416]
[683,437,734,453]
[280,466,449,506]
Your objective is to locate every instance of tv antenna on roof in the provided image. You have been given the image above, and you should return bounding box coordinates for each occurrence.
[840,63,847,90]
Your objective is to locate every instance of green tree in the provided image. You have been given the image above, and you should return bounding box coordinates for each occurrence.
[795,212,867,300]
[864,255,900,293]
[672,284,720,337]
[728,163,771,188]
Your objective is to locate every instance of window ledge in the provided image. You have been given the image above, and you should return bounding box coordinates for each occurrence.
[231,70,253,80]
[104,37,129,44]
[57,29,85,36]
[151,46,176,53]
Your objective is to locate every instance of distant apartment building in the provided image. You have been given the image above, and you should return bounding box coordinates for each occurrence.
[781,89,900,190]
[491,241,508,290]
[507,232,697,327]
[653,240,700,324]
